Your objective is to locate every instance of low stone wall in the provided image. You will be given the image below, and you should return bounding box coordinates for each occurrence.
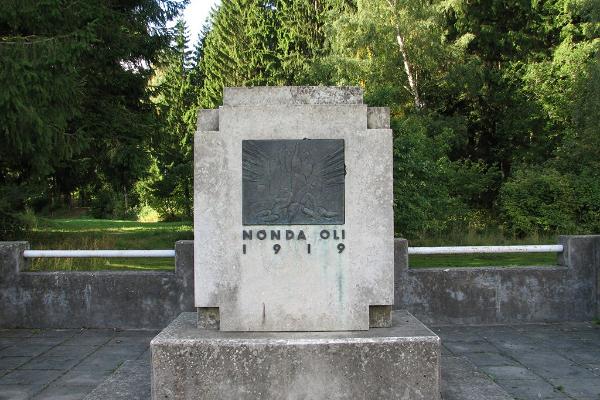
[395,235,600,324]
[0,236,598,329]
[0,241,194,329]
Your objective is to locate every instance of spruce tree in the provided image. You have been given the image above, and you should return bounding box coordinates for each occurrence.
[0,0,187,230]
[147,20,198,219]
[200,0,278,108]
[275,0,354,84]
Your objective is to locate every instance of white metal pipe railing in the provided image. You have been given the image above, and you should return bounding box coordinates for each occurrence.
[407,245,563,255]
[21,245,563,258]
[23,250,175,258]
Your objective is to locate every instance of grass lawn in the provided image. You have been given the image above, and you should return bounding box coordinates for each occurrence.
[408,230,560,268]
[23,216,560,271]
[409,253,558,269]
[25,217,192,271]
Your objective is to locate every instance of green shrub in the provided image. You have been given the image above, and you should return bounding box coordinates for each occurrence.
[137,204,160,223]
[90,189,117,219]
[0,185,29,239]
[499,167,576,236]
[90,187,139,220]
[0,211,23,240]
[571,168,600,233]
[392,114,468,237]
[17,208,38,230]
[112,196,137,220]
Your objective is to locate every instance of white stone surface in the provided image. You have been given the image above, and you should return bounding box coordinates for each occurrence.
[151,311,441,400]
[367,107,391,128]
[194,87,394,331]
[223,86,363,106]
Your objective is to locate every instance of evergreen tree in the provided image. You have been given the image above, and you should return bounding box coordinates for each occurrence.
[0,0,187,231]
[146,20,199,219]
[199,0,348,107]
[200,0,278,107]
[444,0,551,178]
[275,0,353,84]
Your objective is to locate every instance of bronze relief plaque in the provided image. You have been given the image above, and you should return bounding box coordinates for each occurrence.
[242,139,345,225]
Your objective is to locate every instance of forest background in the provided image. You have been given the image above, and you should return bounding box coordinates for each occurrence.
[1,0,599,243]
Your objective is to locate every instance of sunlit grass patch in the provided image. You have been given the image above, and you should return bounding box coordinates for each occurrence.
[25,217,192,271]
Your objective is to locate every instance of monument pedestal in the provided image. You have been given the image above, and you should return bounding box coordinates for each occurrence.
[150,311,441,400]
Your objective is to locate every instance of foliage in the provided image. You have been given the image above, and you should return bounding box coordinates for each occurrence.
[499,167,576,236]
[137,205,161,223]
[145,20,199,220]
[328,0,453,109]
[2,0,600,240]
[392,114,465,237]
[25,217,192,271]
[199,0,349,107]
[199,0,277,107]
[570,167,600,233]
[0,0,187,232]
[90,188,118,219]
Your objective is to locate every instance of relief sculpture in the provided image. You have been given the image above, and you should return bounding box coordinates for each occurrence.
[242,139,345,225]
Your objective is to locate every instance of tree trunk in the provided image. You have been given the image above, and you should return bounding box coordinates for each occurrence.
[396,31,424,110]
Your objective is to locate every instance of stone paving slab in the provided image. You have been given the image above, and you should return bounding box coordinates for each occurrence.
[0,322,598,399]
[434,321,600,400]
[0,346,54,358]
[547,377,600,399]
[83,361,149,400]
[461,351,519,367]
[0,370,64,386]
[441,356,513,400]
[31,384,97,400]
[19,356,81,372]
[0,329,157,400]
[0,358,30,370]
[496,378,571,400]
[0,384,44,400]
[0,330,37,338]
[53,370,114,387]
[0,339,22,350]
[479,365,541,381]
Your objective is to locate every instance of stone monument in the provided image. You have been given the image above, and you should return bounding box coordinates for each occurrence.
[151,87,440,399]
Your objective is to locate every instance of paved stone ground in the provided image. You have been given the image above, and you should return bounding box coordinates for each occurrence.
[435,321,600,400]
[0,322,598,400]
[0,328,154,400]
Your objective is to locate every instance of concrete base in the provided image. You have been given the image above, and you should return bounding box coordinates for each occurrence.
[150,311,441,400]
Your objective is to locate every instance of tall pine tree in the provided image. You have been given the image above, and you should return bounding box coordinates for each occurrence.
[200,0,278,107]
[0,0,187,232]
[146,20,199,219]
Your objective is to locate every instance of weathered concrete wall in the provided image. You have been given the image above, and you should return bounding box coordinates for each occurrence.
[394,236,600,324]
[0,241,194,329]
[0,236,598,328]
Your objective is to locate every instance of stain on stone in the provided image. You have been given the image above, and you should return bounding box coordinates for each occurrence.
[197,307,220,330]
[369,305,392,328]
